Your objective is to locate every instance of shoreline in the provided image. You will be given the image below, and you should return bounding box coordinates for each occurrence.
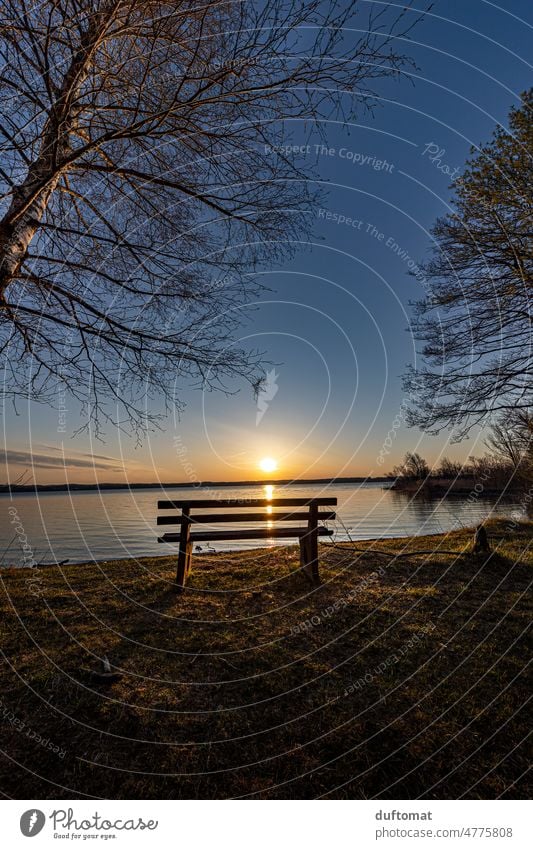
[0,529,454,569]
[0,519,518,569]
[389,477,524,498]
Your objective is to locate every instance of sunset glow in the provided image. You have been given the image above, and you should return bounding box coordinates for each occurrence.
[258,457,278,473]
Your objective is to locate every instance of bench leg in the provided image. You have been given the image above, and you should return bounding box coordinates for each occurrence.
[185,541,193,577]
[300,536,308,575]
[176,546,188,590]
[175,506,191,591]
[308,503,321,584]
[176,543,193,591]
[300,534,320,585]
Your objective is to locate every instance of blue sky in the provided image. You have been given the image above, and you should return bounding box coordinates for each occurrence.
[2,0,532,484]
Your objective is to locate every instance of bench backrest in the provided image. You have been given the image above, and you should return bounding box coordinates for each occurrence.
[157,496,337,588]
[157,496,337,528]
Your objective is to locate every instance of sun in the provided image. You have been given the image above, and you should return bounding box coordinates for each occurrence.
[259,457,278,474]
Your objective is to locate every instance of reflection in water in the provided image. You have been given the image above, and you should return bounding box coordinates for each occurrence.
[264,484,274,525]
[264,485,275,529]
[1,481,521,564]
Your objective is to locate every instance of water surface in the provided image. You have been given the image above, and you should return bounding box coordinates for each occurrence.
[1,481,519,566]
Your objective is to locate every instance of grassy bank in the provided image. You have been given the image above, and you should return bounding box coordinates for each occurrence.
[0,519,531,799]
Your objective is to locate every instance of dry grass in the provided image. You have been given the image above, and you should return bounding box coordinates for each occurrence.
[0,519,531,799]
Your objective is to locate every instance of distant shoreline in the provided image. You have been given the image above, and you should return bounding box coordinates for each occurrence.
[389,477,520,498]
[0,476,389,495]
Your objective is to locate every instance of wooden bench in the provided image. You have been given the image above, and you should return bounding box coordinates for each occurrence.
[157,497,337,590]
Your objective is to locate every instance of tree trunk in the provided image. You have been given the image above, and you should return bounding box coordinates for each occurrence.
[0,12,110,299]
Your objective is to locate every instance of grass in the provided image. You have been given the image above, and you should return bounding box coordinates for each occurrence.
[0,518,531,799]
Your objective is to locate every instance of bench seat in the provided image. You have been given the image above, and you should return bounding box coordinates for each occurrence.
[159,526,334,543]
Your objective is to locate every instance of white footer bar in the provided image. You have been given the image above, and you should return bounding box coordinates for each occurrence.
[2,799,531,848]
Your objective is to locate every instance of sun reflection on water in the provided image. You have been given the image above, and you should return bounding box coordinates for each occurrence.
[264,484,275,527]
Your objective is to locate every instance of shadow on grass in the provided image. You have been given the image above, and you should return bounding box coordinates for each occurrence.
[0,520,530,799]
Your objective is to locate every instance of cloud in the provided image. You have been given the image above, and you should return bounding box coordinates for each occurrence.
[0,449,124,472]
[38,444,147,466]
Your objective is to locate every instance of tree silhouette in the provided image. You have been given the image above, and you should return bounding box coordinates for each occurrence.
[392,451,429,480]
[0,0,423,437]
[404,90,533,439]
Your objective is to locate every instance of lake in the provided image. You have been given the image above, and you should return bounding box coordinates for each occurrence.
[0,481,522,567]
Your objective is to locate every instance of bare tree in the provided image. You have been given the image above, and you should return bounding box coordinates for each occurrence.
[0,0,424,437]
[392,451,429,480]
[435,456,463,478]
[403,90,533,439]
[485,409,533,482]
[464,454,513,492]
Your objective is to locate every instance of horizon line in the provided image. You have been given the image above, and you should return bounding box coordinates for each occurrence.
[0,474,391,494]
